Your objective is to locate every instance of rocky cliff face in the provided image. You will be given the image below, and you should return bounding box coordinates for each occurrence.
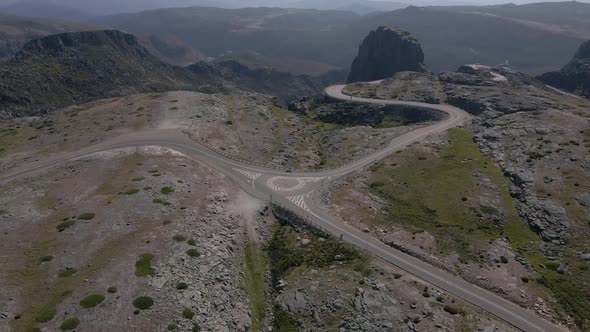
[538,40,590,98]
[0,30,200,118]
[347,26,427,83]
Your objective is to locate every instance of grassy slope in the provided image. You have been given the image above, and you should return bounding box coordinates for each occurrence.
[366,128,590,329]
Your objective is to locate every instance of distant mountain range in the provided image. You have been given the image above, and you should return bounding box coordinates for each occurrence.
[2,1,590,74]
[89,3,590,73]
[0,0,408,16]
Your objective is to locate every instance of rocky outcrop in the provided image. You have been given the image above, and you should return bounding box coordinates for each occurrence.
[538,40,590,98]
[347,26,427,83]
[441,65,554,115]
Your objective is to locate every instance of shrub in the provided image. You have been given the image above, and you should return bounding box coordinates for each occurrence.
[443,305,461,315]
[393,273,403,279]
[422,292,430,298]
[161,187,175,195]
[60,317,80,330]
[58,268,77,278]
[480,205,499,215]
[192,323,201,332]
[176,282,188,290]
[187,239,196,246]
[182,308,195,319]
[135,253,156,277]
[352,260,372,277]
[162,220,172,225]
[125,189,140,195]
[40,255,53,263]
[173,235,186,242]
[77,213,95,220]
[131,177,145,182]
[369,180,385,189]
[56,220,75,232]
[133,296,154,310]
[521,276,529,283]
[148,169,159,174]
[80,294,105,308]
[500,256,509,264]
[167,324,177,331]
[153,198,171,206]
[186,249,200,258]
[107,287,118,293]
[34,307,56,322]
[436,296,445,302]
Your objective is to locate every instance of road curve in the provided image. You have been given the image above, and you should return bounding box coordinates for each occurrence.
[0,85,564,332]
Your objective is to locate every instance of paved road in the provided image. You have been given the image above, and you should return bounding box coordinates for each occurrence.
[0,85,563,332]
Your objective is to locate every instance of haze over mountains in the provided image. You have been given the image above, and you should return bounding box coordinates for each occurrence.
[1,1,589,75]
[1,0,590,17]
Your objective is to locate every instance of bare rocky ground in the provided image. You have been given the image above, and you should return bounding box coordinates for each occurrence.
[0,90,414,173]
[275,249,516,332]
[0,146,270,331]
[0,144,516,332]
[332,66,590,330]
[343,71,447,104]
[0,86,515,331]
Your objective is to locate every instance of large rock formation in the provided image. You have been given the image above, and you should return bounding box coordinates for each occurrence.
[346,26,427,83]
[538,40,590,98]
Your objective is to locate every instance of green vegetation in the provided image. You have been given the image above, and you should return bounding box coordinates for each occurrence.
[132,177,145,182]
[34,307,56,323]
[0,127,38,156]
[39,255,53,263]
[273,305,299,332]
[58,268,77,278]
[364,128,590,328]
[268,225,366,279]
[244,243,268,330]
[173,235,187,242]
[135,253,156,277]
[186,249,200,258]
[182,308,195,319]
[79,294,105,308]
[443,305,463,315]
[125,189,140,195]
[176,282,188,290]
[161,186,175,195]
[56,220,75,232]
[366,129,537,261]
[167,324,177,330]
[107,287,118,293]
[187,239,196,246]
[60,317,80,330]
[77,213,95,220]
[133,296,154,310]
[153,198,171,206]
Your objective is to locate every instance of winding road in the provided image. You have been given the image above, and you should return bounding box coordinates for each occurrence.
[0,85,563,332]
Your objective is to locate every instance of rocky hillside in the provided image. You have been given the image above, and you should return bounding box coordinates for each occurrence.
[188,60,345,101]
[0,30,201,118]
[538,40,590,98]
[0,29,345,118]
[0,14,92,61]
[347,26,427,83]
